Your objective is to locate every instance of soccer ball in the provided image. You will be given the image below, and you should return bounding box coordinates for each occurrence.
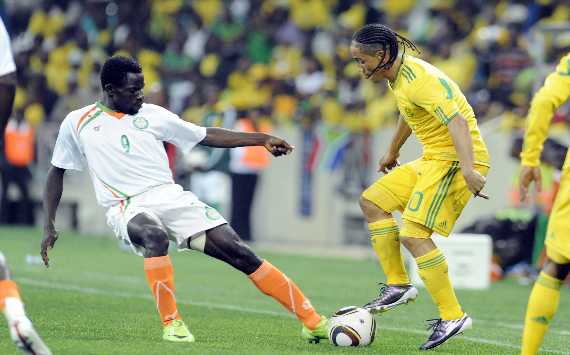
[328,306,376,347]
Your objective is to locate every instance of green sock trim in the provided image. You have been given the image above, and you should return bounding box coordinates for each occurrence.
[416,249,446,269]
[417,254,446,269]
[370,226,400,236]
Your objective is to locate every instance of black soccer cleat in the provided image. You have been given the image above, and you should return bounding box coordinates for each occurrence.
[419,314,472,350]
[363,283,418,314]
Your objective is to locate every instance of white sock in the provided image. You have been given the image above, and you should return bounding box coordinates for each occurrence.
[3,297,26,324]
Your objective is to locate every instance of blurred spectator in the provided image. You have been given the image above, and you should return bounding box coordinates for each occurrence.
[1,111,34,225]
[5,0,570,135]
[229,109,272,241]
[2,0,570,203]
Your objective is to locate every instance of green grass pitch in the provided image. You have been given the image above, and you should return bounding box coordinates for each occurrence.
[0,227,569,354]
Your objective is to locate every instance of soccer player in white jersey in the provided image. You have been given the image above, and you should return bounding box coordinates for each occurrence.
[0,18,52,355]
[40,56,329,343]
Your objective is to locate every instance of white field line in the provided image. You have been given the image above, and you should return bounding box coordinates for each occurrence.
[34,271,570,337]
[476,319,570,336]
[18,278,569,354]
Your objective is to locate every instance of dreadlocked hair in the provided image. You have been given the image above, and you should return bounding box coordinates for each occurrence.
[352,24,419,70]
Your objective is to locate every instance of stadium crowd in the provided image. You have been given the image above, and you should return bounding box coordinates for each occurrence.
[2,0,570,230]
[2,0,569,134]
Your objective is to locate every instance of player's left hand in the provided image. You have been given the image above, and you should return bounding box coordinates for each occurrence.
[40,226,59,267]
[463,169,488,199]
[264,136,294,157]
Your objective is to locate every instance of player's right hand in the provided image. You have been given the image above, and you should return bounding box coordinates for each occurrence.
[377,151,400,173]
[40,226,59,267]
[264,135,294,157]
[463,169,488,199]
[519,165,542,202]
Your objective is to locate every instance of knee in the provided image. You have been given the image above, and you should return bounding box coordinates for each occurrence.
[359,196,390,222]
[399,236,415,250]
[400,236,436,258]
[543,258,570,280]
[140,226,170,256]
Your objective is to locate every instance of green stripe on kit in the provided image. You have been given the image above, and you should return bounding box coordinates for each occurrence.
[401,70,413,83]
[370,226,399,236]
[426,162,459,228]
[78,110,103,134]
[403,65,416,79]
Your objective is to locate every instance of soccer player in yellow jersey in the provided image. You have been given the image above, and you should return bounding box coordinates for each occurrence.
[350,24,490,350]
[519,52,570,355]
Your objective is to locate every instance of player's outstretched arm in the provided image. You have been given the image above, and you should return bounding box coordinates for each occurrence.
[519,56,570,202]
[378,116,411,173]
[200,127,294,157]
[41,166,66,267]
[520,56,570,170]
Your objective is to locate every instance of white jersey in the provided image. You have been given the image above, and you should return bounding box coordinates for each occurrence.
[0,18,16,76]
[51,102,206,208]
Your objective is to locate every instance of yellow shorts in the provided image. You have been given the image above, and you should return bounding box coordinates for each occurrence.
[362,158,489,237]
[545,152,570,263]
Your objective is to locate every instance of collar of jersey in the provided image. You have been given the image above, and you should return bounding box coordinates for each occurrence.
[388,53,406,89]
[96,101,126,119]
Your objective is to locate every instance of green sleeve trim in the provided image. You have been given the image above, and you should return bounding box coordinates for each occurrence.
[438,78,453,99]
[434,107,458,125]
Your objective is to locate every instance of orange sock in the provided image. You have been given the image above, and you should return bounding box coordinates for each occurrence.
[249,260,321,329]
[144,256,181,326]
[0,280,21,311]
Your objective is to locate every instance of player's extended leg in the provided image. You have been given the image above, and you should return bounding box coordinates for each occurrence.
[521,256,570,355]
[201,224,328,342]
[0,252,52,354]
[360,197,417,313]
[400,230,471,351]
[127,213,193,343]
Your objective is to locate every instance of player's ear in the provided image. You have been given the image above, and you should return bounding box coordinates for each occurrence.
[375,49,386,61]
[104,83,115,95]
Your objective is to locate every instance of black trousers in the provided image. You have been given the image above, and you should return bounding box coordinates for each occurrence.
[0,165,33,225]
[230,173,259,241]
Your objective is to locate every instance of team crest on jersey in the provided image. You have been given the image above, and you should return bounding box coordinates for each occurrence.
[133,117,149,130]
[204,206,222,220]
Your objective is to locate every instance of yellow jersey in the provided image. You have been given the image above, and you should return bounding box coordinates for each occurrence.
[388,55,490,167]
[521,52,570,167]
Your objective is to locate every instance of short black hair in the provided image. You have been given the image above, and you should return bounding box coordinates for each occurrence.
[352,24,419,70]
[100,56,142,89]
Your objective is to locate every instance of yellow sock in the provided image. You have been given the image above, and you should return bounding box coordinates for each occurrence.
[368,219,409,285]
[416,248,463,320]
[521,272,562,355]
